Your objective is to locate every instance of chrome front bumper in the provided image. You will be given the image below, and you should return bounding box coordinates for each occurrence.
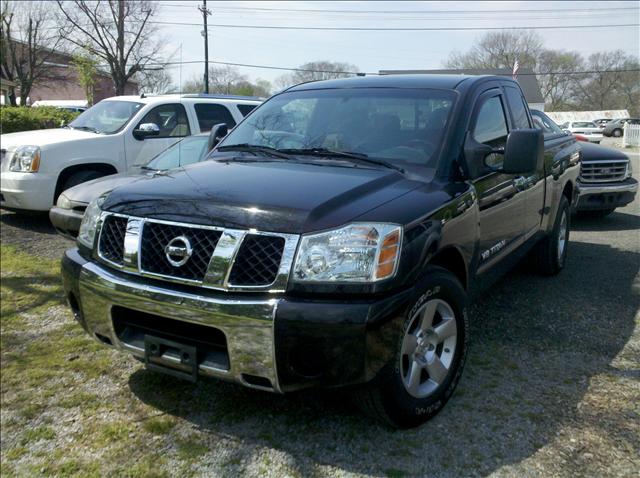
[576,180,638,196]
[63,249,282,392]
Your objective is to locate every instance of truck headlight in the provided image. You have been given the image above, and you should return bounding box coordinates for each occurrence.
[293,223,402,283]
[9,146,41,172]
[77,196,105,249]
[626,160,633,179]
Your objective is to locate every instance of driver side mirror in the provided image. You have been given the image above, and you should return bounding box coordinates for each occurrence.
[133,122,160,140]
[502,129,543,174]
[208,123,228,151]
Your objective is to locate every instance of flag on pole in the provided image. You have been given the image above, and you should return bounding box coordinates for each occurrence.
[512,58,520,80]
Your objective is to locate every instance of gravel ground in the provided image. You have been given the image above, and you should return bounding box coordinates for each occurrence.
[1,148,638,477]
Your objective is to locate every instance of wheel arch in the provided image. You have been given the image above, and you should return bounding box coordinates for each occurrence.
[425,245,468,291]
[54,162,118,202]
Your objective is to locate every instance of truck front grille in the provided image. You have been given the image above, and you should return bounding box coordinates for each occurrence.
[140,222,222,281]
[96,214,296,291]
[228,234,285,286]
[98,215,128,265]
[580,160,628,183]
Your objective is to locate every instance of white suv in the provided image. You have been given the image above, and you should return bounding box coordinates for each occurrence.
[0,94,262,211]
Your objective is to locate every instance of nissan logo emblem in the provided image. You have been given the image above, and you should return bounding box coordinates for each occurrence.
[164,235,193,267]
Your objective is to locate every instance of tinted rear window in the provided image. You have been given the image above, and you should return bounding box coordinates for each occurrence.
[194,104,236,131]
[237,104,258,116]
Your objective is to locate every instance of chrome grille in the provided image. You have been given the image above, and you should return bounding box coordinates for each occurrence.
[140,222,222,281]
[580,160,628,183]
[95,213,298,292]
[229,235,285,286]
[98,215,128,265]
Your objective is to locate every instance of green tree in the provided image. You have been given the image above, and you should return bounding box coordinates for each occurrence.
[71,52,98,105]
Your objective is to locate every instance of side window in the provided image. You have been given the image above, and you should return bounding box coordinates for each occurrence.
[237,104,257,116]
[137,104,190,138]
[473,95,509,170]
[194,104,236,131]
[504,86,530,129]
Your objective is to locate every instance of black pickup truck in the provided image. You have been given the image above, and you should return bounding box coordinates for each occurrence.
[61,75,580,428]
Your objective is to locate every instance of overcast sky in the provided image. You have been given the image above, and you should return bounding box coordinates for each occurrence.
[154,0,640,89]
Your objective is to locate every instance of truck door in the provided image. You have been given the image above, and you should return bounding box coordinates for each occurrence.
[468,89,526,270]
[124,103,191,169]
[503,86,546,237]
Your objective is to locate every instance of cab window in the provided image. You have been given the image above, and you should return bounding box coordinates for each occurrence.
[472,94,509,170]
[194,104,236,131]
[137,104,190,138]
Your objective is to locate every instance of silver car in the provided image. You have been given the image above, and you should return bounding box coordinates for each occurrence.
[50,132,215,238]
[561,121,603,143]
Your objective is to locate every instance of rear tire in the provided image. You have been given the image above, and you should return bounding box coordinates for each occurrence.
[354,266,469,428]
[532,195,570,275]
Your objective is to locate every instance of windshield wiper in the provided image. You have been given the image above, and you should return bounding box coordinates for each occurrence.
[280,148,405,173]
[69,125,100,134]
[216,143,292,160]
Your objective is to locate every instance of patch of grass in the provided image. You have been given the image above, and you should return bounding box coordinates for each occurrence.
[96,422,135,446]
[20,426,55,445]
[4,446,28,461]
[18,402,45,420]
[57,391,101,410]
[142,416,176,435]
[176,437,209,461]
[384,469,408,478]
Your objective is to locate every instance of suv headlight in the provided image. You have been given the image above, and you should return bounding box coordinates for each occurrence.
[9,146,41,172]
[293,223,402,283]
[77,196,105,249]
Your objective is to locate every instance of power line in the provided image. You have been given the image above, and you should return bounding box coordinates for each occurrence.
[127,58,640,77]
[160,3,640,15]
[150,21,640,31]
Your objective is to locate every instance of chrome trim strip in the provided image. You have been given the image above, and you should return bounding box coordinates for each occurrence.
[204,228,246,286]
[123,218,143,272]
[577,181,638,195]
[95,213,300,293]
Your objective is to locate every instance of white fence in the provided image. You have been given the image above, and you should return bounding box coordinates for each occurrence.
[623,124,640,148]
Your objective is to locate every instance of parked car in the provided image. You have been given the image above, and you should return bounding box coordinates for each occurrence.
[592,118,613,129]
[50,132,217,238]
[532,110,637,217]
[0,94,261,212]
[561,121,603,143]
[602,118,640,137]
[62,74,579,428]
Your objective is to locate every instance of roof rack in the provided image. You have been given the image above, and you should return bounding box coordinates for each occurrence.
[180,93,264,101]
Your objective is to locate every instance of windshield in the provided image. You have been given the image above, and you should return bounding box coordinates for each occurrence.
[69,100,144,134]
[144,135,210,170]
[217,88,456,172]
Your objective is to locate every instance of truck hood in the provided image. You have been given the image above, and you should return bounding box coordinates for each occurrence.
[579,142,628,162]
[1,128,98,149]
[102,160,424,234]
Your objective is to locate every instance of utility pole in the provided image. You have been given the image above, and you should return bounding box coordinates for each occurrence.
[198,0,211,94]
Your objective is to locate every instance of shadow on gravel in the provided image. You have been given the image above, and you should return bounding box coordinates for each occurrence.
[0,210,56,234]
[129,239,639,476]
[572,210,640,232]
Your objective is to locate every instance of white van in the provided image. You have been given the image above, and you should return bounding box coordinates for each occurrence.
[0,94,261,211]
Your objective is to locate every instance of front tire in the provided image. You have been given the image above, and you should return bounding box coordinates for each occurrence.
[532,195,570,275]
[612,128,623,138]
[355,266,469,428]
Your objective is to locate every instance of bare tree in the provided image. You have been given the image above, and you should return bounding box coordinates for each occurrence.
[536,50,583,111]
[445,30,543,71]
[56,0,162,95]
[138,67,174,95]
[275,61,359,89]
[1,0,67,106]
[574,51,629,111]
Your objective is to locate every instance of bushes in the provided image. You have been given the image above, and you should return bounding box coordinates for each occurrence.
[0,106,81,134]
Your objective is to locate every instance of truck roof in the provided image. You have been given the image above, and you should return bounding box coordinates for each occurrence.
[103,94,263,105]
[286,74,519,92]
